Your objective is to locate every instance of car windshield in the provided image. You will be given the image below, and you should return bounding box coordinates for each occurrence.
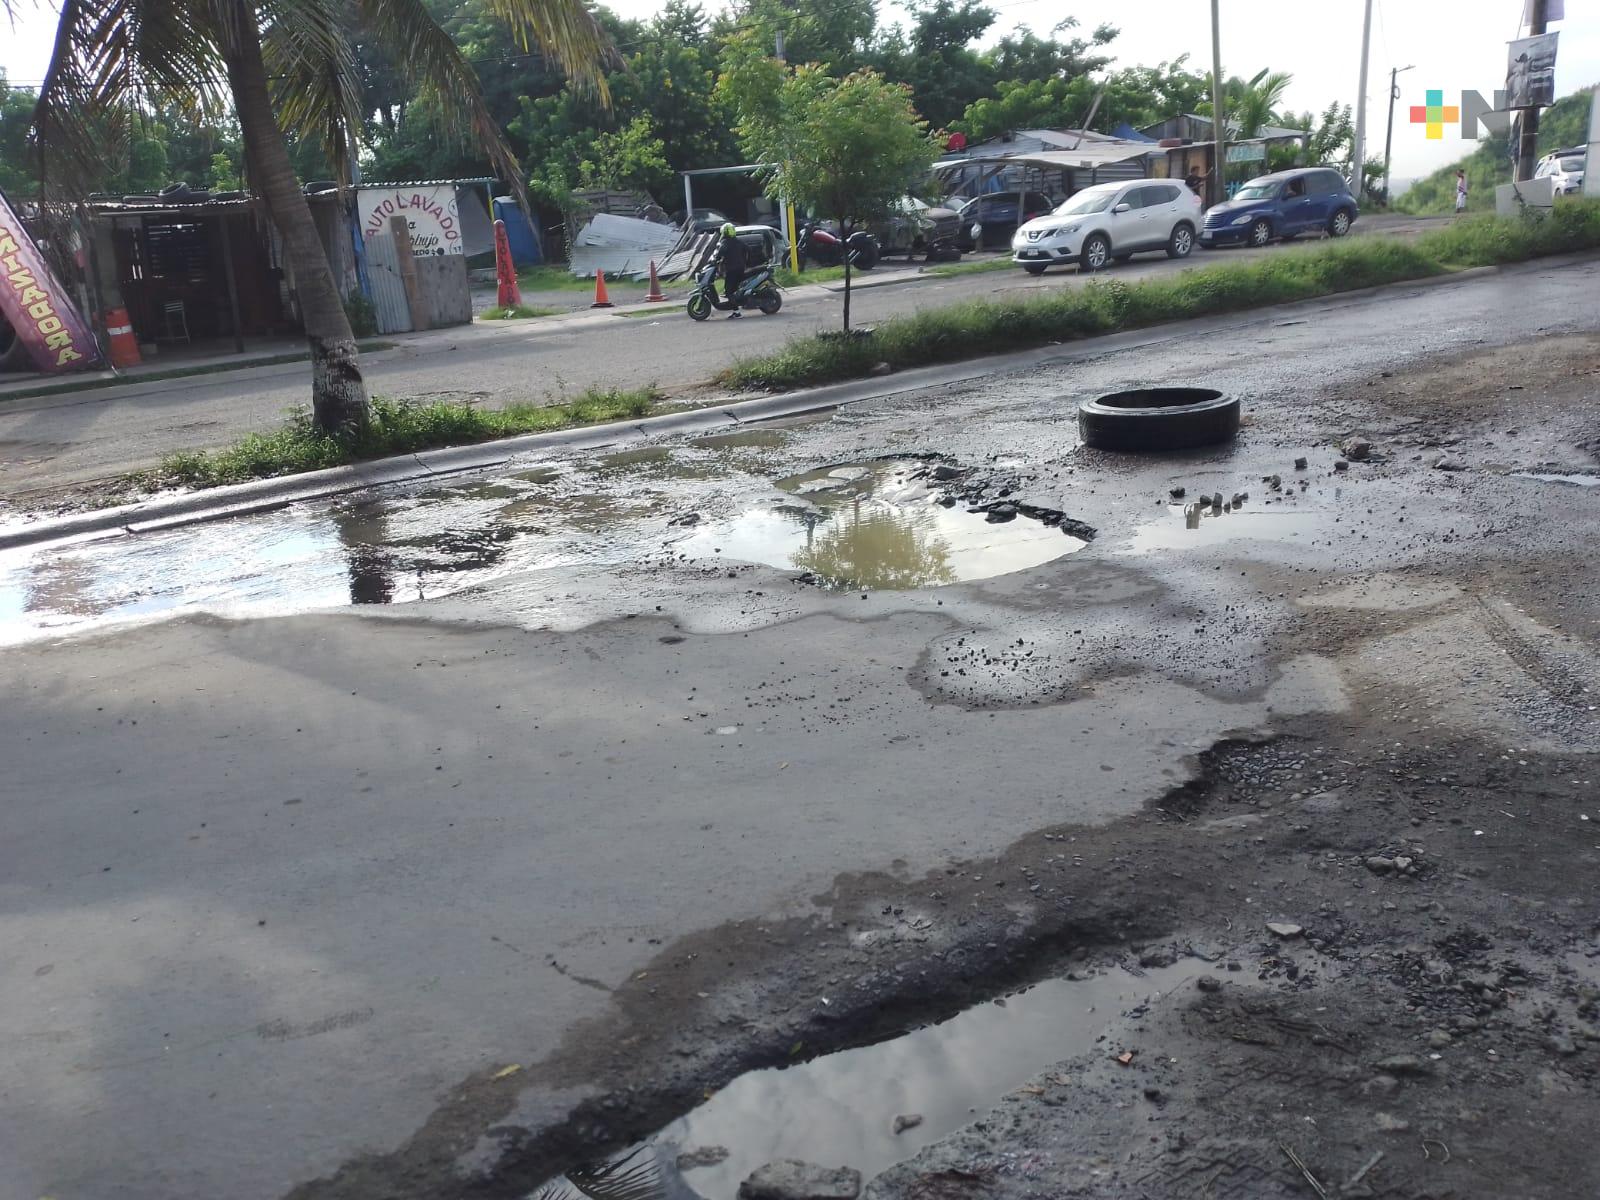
[1054,190,1115,216]
[1560,157,1585,172]
[1233,181,1280,200]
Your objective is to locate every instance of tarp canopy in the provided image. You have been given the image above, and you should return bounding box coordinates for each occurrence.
[933,143,1159,173]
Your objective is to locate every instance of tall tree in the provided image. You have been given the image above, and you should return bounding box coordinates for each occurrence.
[1225,68,1293,139]
[35,0,613,434]
[724,54,936,331]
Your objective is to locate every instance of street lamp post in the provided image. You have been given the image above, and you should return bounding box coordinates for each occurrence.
[1382,64,1416,205]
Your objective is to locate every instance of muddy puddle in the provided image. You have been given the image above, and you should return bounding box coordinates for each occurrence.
[677,460,1085,591]
[1123,500,1329,553]
[0,443,1085,643]
[535,963,1195,1200]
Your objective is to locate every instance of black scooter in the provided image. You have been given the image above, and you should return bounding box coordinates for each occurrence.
[686,258,782,320]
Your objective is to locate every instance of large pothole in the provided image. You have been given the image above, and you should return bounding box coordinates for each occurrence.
[674,459,1088,592]
[532,963,1194,1200]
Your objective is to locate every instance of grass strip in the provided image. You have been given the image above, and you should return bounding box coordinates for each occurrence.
[720,203,1600,392]
[480,303,558,320]
[151,386,664,489]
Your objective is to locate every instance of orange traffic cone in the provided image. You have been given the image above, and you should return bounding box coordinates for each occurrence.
[591,272,614,309]
[645,261,666,303]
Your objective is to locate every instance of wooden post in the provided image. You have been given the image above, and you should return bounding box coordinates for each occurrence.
[389,214,426,331]
[220,212,245,354]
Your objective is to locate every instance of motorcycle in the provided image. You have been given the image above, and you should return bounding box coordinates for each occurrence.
[795,222,880,271]
[685,257,783,321]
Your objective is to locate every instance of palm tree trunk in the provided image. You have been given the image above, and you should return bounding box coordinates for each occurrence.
[219,1,370,435]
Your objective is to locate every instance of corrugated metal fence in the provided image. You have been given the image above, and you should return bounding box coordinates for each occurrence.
[363,229,413,334]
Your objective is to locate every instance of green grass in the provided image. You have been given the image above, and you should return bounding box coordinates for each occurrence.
[925,256,1014,278]
[479,303,558,320]
[776,264,849,287]
[516,265,612,292]
[721,201,1600,392]
[152,387,664,489]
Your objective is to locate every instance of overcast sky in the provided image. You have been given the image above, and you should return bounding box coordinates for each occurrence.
[3,0,1595,181]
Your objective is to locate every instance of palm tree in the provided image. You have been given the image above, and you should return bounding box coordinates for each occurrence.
[1226,68,1292,140]
[35,0,615,434]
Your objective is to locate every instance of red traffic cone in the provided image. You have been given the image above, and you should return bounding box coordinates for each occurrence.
[493,219,522,308]
[645,260,666,303]
[591,272,614,309]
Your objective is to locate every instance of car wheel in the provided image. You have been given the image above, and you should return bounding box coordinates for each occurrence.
[1166,223,1194,259]
[1023,264,1047,276]
[1077,387,1241,452]
[1248,219,1272,248]
[1328,209,1353,237]
[1080,234,1111,272]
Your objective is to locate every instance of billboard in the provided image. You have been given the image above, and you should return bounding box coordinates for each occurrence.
[0,194,102,374]
[357,185,465,256]
[1506,32,1559,110]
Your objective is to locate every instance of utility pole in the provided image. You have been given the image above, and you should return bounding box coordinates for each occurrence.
[1382,64,1416,204]
[1516,0,1548,181]
[1350,0,1374,197]
[1209,0,1225,207]
[776,29,800,272]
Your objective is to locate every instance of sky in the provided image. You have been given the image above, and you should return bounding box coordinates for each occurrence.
[3,0,1595,182]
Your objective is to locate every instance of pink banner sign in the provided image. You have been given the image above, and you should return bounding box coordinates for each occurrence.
[0,195,103,373]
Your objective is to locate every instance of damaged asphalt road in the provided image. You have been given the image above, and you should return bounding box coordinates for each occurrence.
[2,257,1600,1199]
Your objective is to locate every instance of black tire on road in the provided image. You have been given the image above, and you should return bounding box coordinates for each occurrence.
[1248,219,1272,248]
[1077,388,1241,452]
[758,289,782,315]
[1080,234,1110,272]
[852,241,880,271]
[1328,208,1353,237]
[687,293,712,322]
[1023,264,1047,276]
[1167,223,1194,259]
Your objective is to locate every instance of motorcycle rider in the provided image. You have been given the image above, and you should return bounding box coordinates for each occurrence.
[716,222,749,319]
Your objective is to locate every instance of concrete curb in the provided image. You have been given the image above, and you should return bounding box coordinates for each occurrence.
[4,250,1593,555]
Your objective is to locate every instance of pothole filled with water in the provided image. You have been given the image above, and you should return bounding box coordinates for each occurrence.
[674,459,1087,591]
[1513,471,1600,487]
[1123,500,1329,553]
[534,963,1194,1200]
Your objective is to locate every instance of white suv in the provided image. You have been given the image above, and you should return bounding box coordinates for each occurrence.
[1535,149,1586,196]
[1011,180,1203,275]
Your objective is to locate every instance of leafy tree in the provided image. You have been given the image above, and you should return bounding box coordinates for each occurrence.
[868,0,998,130]
[726,61,936,330]
[210,151,243,191]
[38,0,613,434]
[723,0,878,71]
[987,19,1116,85]
[0,72,41,198]
[957,57,1210,141]
[576,116,668,191]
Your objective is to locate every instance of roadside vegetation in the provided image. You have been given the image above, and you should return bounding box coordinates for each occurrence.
[151,388,663,489]
[1396,87,1595,215]
[721,202,1600,392]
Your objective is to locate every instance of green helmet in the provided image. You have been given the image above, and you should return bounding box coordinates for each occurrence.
[720,222,737,237]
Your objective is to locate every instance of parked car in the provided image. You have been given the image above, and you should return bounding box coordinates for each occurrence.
[1199,168,1358,248]
[1011,180,1202,274]
[955,190,1055,250]
[874,196,963,261]
[674,207,731,233]
[1535,149,1586,195]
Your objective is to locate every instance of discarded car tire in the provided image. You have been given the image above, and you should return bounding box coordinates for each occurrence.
[1077,388,1240,452]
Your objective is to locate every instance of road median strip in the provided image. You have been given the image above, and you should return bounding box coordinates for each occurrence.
[719,204,1600,392]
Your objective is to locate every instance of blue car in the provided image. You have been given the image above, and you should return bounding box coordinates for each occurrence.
[1199,168,1359,249]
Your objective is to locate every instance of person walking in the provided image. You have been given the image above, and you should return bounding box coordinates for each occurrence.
[717,223,749,319]
[1455,169,1469,215]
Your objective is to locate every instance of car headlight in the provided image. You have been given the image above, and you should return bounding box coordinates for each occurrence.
[1230,213,1255,225]
[1061,224,1080,235]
